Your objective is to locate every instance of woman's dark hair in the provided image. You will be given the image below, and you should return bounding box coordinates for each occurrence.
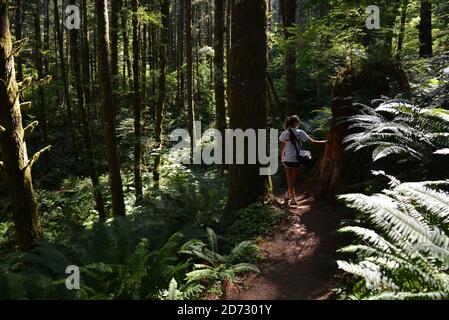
[284,115,300,129]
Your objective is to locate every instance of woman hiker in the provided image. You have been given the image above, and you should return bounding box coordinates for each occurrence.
[280,115,327,206]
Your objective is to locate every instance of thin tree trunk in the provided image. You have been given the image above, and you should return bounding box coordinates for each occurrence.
[185,0,195,158]
[0,0,43,250]
[81,0,93,115]
[226,0,272,211]
[44,0,50,73]
[281,0,297,115]
[111,0,120,102]
[154,0,170,186]
[34,2,49,156]
[214,0,226,139]
[226,0,231,110]
[396,0,409,57]
[69,0,106,221]
[141,24,147,118]
[54,0,77,156]
[95,0,126,217]
[419,0,433,58]
[177,0,185,112]
[121,0,132,86]
[132,0,142,200]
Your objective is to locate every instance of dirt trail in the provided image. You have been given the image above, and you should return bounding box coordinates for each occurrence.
[226,195,344,300]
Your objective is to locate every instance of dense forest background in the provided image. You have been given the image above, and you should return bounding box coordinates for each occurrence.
[0,0,448,299]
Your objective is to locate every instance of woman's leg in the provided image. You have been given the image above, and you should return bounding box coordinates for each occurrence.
[291,168,300,202]
[285,166,293,199]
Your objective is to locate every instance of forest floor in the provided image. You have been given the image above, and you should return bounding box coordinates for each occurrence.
[225,194,346,300]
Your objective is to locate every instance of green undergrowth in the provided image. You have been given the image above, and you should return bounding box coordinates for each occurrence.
[0,149,284,300]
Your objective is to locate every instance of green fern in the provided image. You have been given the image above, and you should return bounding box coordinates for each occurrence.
[337,179,449,299]
[180,229,260,298]
[343,100,449,180]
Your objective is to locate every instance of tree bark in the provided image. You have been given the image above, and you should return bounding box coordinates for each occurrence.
[95,0,126,217]
[69,0,107,221]
[153,0,170,186]
[214,0,226,142]
[226,0,272,211]
[0,0,43,250]
[280,0,297,115]
[132,0,142,200]
[185,0,195,158]
[419,0,433,58]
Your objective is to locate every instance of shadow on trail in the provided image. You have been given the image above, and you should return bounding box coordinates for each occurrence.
[226,195,346,300]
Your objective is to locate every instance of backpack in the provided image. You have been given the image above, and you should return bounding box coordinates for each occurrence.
[288,128,312,166]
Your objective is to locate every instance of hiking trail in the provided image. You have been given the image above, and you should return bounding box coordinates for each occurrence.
[225,194,345,300]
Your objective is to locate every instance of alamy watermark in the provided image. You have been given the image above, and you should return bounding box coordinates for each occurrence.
[65,5,80,30]
[170,121,279,176]
[65,265,80,290]
[366,5,381,30]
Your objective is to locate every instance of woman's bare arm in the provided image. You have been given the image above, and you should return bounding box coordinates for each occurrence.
[308,138,328,144]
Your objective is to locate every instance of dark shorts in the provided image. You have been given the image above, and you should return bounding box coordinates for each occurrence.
[284,162,302,168]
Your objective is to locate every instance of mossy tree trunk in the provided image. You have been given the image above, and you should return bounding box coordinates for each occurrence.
[0,0,42,250]
[226,0,272,211]
[95,0,126,217]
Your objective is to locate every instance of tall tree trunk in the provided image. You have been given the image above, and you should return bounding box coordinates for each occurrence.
[44,0,50,74]
[132,0,142,200]
[226,0,272,211]
[154,0,170,186]
[54,0,77,156]
[281,0,297,115]
[81,0,93,115]
[121,0,132,87]
[149,25,157,121]
[226,0,231,112]
[214,0,226,140]
[34,1,49,155]
[185,0,195,158]
[14,0,23,81]
[69,0,106,221]
[396,0,409,57]
[141,24,147,118]
[176,0,185,112]
[95,0,126,217]
[419,0,433,58]
[111,0,120,103]
[0,0,43,250]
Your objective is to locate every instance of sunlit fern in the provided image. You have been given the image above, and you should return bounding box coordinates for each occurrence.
[343,100,449,165]
[337,178,449,300]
